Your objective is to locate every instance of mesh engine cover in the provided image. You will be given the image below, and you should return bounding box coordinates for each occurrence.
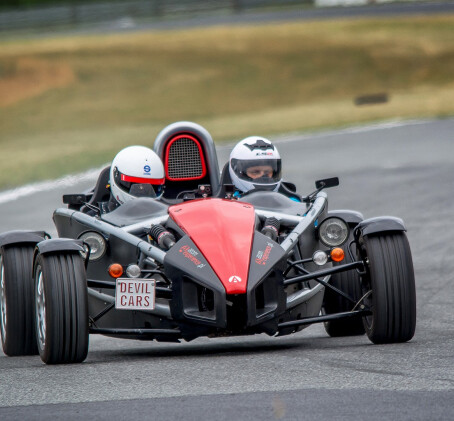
[167,136,204,179]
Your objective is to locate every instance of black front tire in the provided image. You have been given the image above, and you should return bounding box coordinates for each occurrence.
[0,245,38,356]
[360,232,416,344]
[34,252,89,364]
[323,237,365,337]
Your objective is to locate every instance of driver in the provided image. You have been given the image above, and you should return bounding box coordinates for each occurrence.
[228,136,301,202]
[108,145,165,209]
[229,136,282,194]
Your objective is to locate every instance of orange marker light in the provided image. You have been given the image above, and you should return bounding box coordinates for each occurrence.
[108,263,124,278]
[331,248,345,262]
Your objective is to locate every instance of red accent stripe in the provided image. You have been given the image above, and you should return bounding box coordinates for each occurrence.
[121,174,164,185]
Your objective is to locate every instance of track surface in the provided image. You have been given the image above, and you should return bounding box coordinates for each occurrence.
[1,119,453,419]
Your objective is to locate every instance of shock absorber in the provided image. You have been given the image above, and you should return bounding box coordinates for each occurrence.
[149,224,176,250]
[261,217,280,242]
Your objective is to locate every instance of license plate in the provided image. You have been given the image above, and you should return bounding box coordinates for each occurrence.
[115,278,156,310]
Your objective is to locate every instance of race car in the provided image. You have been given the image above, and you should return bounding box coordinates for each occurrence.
[0,122,416,364]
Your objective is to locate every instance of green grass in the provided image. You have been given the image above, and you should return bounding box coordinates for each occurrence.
[1,14,454,189]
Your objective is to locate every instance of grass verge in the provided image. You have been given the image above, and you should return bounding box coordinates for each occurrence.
[1,14,454,189]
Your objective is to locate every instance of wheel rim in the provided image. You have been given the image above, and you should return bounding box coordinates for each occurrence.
[35,266,46,350]
[363,292,373,329]
[361,264,374,329]
[0,256,7,342]
[358,245,374,329]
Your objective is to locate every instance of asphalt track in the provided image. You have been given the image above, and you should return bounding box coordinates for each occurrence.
[0,118,453,419]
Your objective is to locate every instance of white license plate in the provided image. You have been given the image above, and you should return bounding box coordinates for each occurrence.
[115,278,156,310]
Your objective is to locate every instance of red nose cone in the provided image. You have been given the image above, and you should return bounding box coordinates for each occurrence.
[169,199,255,294]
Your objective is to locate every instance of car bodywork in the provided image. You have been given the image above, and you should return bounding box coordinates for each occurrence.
[0,121,416,364]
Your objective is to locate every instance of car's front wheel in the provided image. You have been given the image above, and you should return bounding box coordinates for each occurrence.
[34,252,89,364]
[359,232,416,344]
[0,245,38,356]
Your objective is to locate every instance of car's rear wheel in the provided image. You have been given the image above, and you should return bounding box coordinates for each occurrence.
[359,232,416,344]
[0,245,38,356]
[323,236,365,337]
[34,252,89,364]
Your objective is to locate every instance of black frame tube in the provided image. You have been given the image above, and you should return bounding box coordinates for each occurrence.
[291,263,356,304]
[87,279,115,289]
[89,327,181,335]
[91,303,115,323]
[283,261,364,286]
[283,257,313,276]
[278,309,371,329]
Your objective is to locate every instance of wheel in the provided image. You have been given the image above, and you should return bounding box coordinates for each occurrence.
[34,252,89,364]
[0,245,38,356]
[359,232,416,344]
[323,235,365,337]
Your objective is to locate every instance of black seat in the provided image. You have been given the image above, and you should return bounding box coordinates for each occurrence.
[215,162,233,198]
[80,166,111,213]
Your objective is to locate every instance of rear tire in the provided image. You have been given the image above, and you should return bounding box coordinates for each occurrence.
[360,232,416,344]
[323,237,365,337]
[34,252,89,364]
[0,245,38,356]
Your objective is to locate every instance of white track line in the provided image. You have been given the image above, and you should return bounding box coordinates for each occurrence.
[0,167,105,205]
[0,119,436,205]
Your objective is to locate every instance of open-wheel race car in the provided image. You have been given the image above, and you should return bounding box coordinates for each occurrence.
[0,122,416,364]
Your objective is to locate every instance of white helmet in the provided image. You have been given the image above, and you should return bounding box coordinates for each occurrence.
[229,136,282,193]
[110,146,165,204]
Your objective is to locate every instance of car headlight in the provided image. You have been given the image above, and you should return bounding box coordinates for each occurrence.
[318,217,349,247]
[78,231,106,261]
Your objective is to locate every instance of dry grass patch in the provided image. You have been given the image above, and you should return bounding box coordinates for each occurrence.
[0,58,75,106]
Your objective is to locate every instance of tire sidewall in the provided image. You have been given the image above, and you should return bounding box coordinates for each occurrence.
[0,250,7,350]
[33,252,89,364]
[1,245,37,356]
[34,254,53,362]
[359,232,416,343]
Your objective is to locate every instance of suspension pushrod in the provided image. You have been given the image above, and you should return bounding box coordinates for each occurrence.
[292,263,356,304]
[89,327,181,335]
[278,309,371,329]
[283,261,364,286]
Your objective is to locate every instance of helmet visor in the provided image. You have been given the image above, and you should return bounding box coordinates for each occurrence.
[231,158,282,184]
[115,170,165,198]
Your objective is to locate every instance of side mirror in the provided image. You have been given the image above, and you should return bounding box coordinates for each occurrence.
[62,194,90,205]
[315,177,339,190]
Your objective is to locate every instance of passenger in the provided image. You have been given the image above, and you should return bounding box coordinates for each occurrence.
[110,145,165,205]
[102,145,165,213]
[228,136,300,201]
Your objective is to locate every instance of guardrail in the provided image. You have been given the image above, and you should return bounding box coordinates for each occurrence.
[0,0,306,32]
